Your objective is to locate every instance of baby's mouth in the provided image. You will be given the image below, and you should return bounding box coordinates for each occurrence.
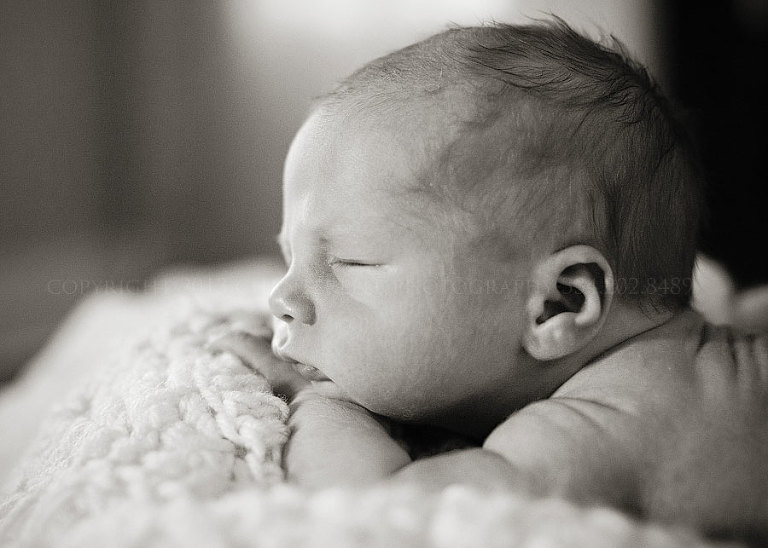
[279,358,348,401]
[291,361,330,382]
[276,350,330,382]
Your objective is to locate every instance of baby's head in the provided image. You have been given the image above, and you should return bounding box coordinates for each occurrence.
[270,19,704,433]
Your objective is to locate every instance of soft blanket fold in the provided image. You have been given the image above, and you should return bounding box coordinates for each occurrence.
[0,304,289,541]
[0,265,721,547]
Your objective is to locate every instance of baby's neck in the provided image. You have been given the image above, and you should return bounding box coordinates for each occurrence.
[572,302,677,368]
[431,303,678,440]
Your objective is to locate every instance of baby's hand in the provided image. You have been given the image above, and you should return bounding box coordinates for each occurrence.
[208,329,310,400]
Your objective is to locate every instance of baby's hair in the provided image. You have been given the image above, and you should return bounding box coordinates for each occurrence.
[321,18,705,312]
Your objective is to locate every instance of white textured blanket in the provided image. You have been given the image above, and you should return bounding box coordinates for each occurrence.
[0,260,721,547]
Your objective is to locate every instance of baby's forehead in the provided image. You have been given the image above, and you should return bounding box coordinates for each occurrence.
[284,112,476,238]
[300,87,539,215]
[289,107,433,199]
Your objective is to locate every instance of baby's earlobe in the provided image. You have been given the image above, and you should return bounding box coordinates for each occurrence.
[524,314,579,360]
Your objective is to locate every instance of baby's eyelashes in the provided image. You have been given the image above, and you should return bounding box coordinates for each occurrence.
[327,257,382,268]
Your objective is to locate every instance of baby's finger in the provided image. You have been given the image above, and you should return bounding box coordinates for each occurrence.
[228,311,273,339]
[207,331,310,399]
[207,331,276,369]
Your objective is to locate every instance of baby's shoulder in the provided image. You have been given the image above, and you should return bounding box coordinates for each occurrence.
[552,338,691,417]
[552,311,717,413]
[484,313,768,521]
[557,311,768,418]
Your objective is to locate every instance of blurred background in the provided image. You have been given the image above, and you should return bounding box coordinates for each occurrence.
[1,0,766,381]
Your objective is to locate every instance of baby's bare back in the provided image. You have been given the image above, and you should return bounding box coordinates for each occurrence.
[485,311,768,540]
[642,322,768,539]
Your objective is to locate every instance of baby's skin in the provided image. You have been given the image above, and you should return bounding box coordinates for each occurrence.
[214,106,768,541]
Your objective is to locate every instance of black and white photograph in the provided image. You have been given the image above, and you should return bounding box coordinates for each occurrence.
[1,1,767,546]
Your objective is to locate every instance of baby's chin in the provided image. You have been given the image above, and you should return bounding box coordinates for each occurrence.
[309,380,432,421]
[312,382,408,419]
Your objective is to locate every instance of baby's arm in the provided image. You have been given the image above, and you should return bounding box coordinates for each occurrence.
[284,389,411,487]
[484,398,638,506]
[285,393,633,500]
[383,397,636,507]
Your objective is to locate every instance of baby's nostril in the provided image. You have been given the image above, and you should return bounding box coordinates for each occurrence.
[280,314,293,323]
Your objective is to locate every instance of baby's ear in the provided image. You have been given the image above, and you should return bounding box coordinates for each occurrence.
[523,245,614,361]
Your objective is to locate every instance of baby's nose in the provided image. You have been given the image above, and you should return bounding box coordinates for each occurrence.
[268,274,316,325]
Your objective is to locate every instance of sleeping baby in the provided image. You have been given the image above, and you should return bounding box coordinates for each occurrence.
[213,18,768,543]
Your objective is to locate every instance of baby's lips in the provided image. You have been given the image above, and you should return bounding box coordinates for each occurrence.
[292,362,330,382]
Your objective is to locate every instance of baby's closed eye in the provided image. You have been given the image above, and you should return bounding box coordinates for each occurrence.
[327,257,383,268]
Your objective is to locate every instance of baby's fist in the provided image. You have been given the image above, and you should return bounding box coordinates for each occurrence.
[208,328,309,400]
